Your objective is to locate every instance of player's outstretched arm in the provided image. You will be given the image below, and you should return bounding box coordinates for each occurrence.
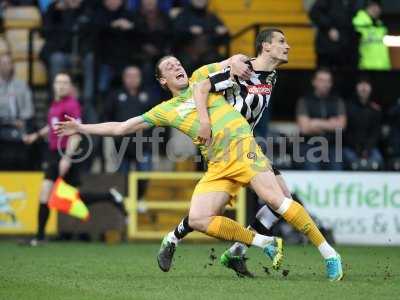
[55,115,149,137]
[194,79,212,145]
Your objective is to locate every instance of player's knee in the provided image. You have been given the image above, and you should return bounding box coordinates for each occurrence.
[258,187,282,210]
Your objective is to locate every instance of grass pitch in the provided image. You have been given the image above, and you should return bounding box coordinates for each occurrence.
[0,241,399,300]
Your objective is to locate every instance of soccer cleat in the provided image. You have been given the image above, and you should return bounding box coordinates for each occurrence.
[220,250,255,278]
[325,254,343,281]
[263,237,284,270]
[157,236,176,272]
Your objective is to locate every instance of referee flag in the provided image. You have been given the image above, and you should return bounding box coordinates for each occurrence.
[48,178,89,221]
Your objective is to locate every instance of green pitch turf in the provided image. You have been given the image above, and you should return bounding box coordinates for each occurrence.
[0,242,399,300]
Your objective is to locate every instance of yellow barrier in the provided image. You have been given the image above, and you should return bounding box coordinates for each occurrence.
[126,172,246,240]
[0,172,57,235]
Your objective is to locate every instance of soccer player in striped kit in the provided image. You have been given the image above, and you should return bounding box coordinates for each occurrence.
[158,29,341,280]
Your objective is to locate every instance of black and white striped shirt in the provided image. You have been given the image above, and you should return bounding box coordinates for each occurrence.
[209,62,277,131]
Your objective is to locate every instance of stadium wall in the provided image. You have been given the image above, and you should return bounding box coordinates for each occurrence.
[283,171,400,246]
[0,172,399,245]
[0,172,57,235]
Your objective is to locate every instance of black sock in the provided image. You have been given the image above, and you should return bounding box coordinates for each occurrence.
[173,216,193,240]
[80,191,128,216]
[37,203,49,240]
[250,218,273,236]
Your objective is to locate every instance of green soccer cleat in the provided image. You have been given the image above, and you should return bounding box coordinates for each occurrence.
[325,254,344,281]
[263,237,284,270]
[220,250,254,278]
[157,235,176,272]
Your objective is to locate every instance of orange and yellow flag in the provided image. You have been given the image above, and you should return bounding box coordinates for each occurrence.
[48,178,89,221]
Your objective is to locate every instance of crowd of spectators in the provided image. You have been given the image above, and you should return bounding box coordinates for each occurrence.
[0,0,399,173]
[293,68,400,171]
[309,0,390,70]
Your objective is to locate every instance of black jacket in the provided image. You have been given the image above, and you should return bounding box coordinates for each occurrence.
[134,9,172,60]
[345,98,382,154]
[309,0,358,56]
[92,5,137,65]
[297,93,346,144]
[173,4,229,47]
[104,87,158,154]
[40,1,93,61]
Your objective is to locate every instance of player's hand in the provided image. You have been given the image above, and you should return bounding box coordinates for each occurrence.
[328,28,340,42]
[58,156,71,178]
[230,54,251,80]
[54,115,80,136]
[197,121,212,146]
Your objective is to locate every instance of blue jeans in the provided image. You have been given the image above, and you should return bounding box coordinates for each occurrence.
[50,52,94,102]
[343,147,384,169]
[300,143,343,171]
[117,152,153,174]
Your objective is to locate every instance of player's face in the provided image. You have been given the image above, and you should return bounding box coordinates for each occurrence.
[158,57,189,91]
[269,32,290,63]
[54,74,72,100]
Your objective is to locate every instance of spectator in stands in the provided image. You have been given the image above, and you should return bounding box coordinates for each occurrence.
[172,0,229,74]
[104,66,156,200]
[343,77,383,170]
[296,68,346,170]
[40,0,94,103]
[93,0,137,94]
[0,53,34,170]
[134,0,172,85]
[104,66,156,174]
[309,0,359,70]
[353,0,391,70]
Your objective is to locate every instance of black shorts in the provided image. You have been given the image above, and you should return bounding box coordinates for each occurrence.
[44,151,81,186]
[272,166,281,176]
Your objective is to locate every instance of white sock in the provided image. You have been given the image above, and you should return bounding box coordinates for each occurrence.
[251,233,274,249]
[318,241,337,259]
[275,197,293,215]
[229,242,248,256]
[166,231,179,245]
[256,205,280,229]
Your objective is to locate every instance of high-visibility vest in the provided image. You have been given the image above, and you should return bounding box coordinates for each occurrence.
[352,10,391,70]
